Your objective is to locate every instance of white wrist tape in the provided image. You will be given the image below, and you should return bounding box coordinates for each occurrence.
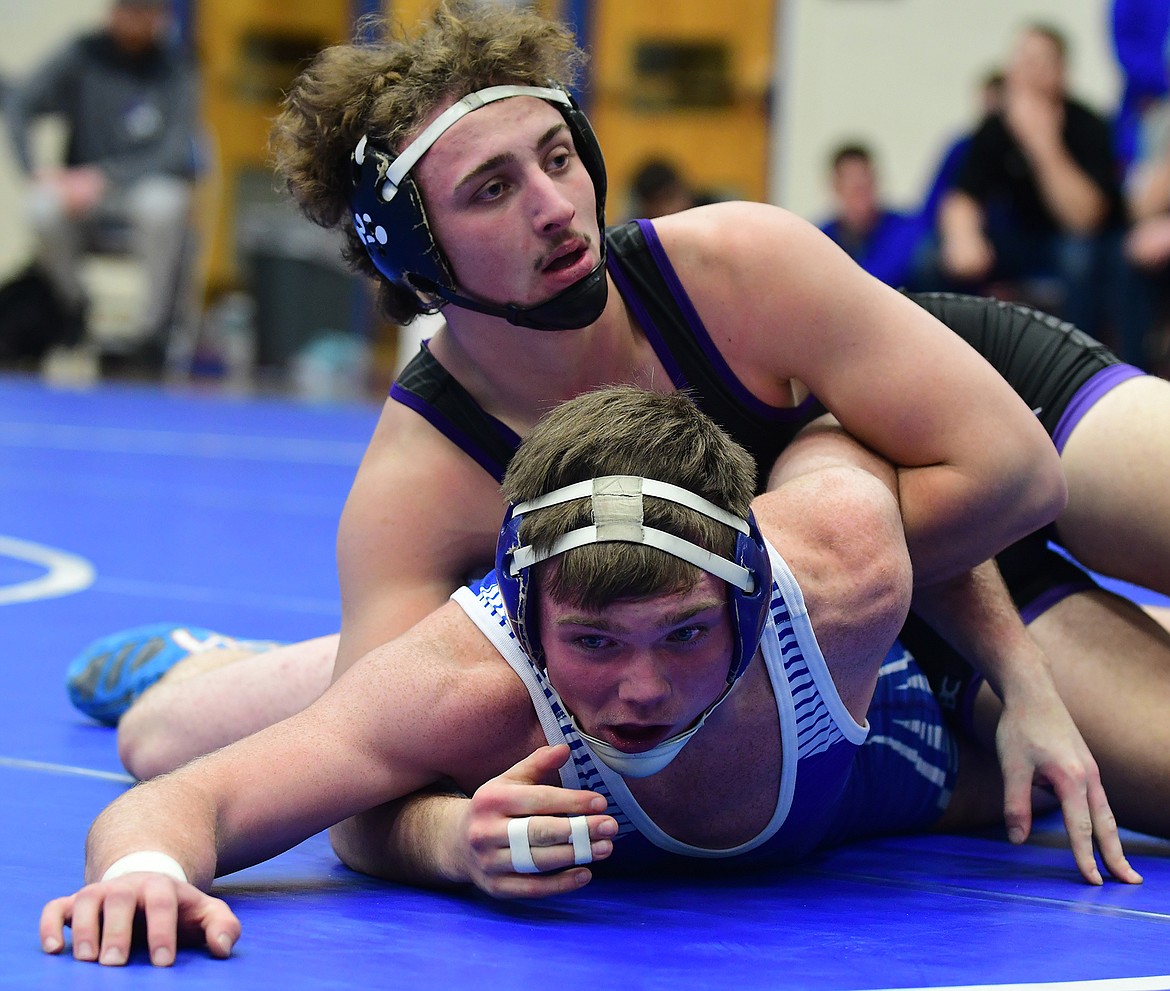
[101,851,188,885]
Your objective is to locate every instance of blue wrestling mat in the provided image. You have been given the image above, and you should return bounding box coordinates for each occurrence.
[2,372,1169,991]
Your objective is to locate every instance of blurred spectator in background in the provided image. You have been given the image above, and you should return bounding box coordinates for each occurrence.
[1124,35,1170,373]
[818,143,926,289]
[627,157,723,220]
[934,23,1149,363]
[5,0,201,363]
[919,70,1005,237]
[1127,85,1170,267]
[1110,0,1170,173]
[1127,97,1170,272]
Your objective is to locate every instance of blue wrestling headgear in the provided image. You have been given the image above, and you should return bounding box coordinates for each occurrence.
[495,475,772,778]
[348,84,609,331]
[495,475,772,682]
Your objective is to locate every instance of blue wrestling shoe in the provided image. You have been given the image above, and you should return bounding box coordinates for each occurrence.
[66,624,282,726]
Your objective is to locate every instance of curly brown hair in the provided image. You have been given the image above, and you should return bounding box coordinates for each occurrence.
[270,1,585,323]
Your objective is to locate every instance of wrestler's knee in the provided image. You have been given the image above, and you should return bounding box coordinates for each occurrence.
[117,700,189,780]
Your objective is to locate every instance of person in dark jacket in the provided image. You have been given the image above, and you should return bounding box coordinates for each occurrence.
[5,0,201,354]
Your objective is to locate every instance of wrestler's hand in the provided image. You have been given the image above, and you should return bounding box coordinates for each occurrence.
[994,667,1142,886]
[453,744,618,899]
[40,874,240,967]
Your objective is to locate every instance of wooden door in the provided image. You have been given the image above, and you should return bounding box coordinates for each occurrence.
[196,0,353,293]
[586,1,775,220]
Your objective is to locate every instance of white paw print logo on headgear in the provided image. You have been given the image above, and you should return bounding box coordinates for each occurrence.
[354,212,388,248]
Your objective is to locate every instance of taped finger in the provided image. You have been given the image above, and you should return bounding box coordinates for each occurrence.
[568,815,592,866]
[507,816,540,874]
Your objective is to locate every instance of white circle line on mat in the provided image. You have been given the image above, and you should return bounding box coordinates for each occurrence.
[0,535,95,605]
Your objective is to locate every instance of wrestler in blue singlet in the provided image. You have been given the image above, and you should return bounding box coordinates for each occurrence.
[454,543,958,870]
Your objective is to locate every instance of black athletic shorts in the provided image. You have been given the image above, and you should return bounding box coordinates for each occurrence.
[900,292,1144,730]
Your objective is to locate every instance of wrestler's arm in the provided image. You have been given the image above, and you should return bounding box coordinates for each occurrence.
[39,602,536,965]
[328,395,582,880]
[910,559,1138,883]
[661,205,1138,883]
[656,201,1067,582]
[332,397,506,678]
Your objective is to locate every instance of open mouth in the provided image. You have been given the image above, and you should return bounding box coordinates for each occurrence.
[543,245,587,273]
[606,723,672,752]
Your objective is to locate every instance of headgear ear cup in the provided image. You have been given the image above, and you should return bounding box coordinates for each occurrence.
[561,96,607,218]
[349,149,453,298]
[728,512,772,682]
[495,503,543,662]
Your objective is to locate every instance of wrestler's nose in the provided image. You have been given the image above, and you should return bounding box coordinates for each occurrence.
[529,170,575,235]
[616,650,671,708]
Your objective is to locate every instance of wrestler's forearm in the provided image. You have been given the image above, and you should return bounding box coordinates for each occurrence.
[329,789,469,888]
[910,559,1051,703]
[774,410,1062,588]
[84,775,221,889]
[895,454,1065,588]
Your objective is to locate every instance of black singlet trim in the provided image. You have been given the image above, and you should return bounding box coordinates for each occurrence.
[390,341,518,484]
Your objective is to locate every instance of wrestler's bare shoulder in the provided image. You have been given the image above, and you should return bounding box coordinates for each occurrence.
[638,202,839,403]
[649,201,823,277]
[362,393,485,472]
[345,393,502,534]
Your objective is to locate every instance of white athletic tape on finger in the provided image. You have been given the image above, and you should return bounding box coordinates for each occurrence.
[568,815,592,866]
[508,816,540,874]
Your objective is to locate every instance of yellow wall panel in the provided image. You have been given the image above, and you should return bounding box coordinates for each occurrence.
[588,0,774,215]
[196,0,353,292]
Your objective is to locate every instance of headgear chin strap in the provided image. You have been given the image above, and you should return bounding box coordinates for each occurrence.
[495,475,773,778]
[570,714,709,779]
[349,84,609,331]
[410,260,609,332]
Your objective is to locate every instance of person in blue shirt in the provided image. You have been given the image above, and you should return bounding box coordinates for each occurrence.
[818,143,926,289]
[1110,0,1170,171]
